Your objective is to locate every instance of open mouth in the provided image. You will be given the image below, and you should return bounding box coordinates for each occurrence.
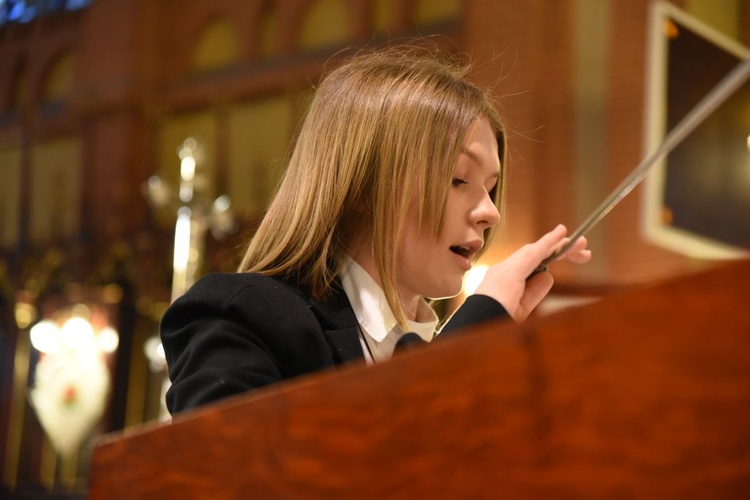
[449,246,471,258]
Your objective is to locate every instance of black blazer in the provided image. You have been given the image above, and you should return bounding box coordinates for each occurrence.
[161,272,508,414]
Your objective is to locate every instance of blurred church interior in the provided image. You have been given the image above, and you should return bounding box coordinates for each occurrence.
[1,0,748,497]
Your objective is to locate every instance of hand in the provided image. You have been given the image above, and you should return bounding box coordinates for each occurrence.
[474,224,591,322]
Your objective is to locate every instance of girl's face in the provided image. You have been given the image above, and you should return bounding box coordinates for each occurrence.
[397,117,501,308]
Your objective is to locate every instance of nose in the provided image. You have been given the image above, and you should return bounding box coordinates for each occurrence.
[473,191,500,229]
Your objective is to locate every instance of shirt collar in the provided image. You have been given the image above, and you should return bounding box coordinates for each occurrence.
[339,258,438,343]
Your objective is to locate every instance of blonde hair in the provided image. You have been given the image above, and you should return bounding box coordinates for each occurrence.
[238,45,507,326]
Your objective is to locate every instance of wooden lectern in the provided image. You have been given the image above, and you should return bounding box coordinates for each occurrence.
[90,260,750,498]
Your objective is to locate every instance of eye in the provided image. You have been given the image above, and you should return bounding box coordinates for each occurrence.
[451,178,468,187]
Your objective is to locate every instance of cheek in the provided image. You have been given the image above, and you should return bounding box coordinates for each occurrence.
[443,192,467,225]
[398,231,439,275]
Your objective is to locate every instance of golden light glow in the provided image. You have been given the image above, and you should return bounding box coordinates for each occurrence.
[29,305,119,356]
[97,327,120,353]
[30,320,62,354]
[463,265,489,295]
[61,317,96,353]
[14,302,37,329]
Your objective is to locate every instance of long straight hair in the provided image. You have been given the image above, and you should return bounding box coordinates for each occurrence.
[238,45,507,326]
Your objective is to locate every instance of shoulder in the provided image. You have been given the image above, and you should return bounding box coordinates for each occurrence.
[179,272,305,304]
[160,272,344,413]
[164,272,315,330]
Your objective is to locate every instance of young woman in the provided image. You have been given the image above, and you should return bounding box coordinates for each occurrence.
[160,46,590,415]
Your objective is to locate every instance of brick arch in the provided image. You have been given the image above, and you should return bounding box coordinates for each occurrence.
[187,1,278,63]
[190,15,241,72]
[38,47,75,104]
[413,0,461,26]
[168,4,244,79]
[290,0,356,52]
[23,30,78,107]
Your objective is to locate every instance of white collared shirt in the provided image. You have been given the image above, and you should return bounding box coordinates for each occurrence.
[339,258,438,364]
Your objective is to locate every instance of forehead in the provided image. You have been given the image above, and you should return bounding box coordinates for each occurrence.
[458,118,500,171]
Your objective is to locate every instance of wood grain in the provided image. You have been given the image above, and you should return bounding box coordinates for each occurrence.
[90,260,750,498]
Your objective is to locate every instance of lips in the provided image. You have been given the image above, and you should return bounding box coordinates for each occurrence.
[449,240,482,262]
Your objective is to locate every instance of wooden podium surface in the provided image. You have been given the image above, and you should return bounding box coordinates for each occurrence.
[90,260,750,498]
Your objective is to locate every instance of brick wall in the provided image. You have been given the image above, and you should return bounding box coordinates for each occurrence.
[604,0,711,284]
[464,0,576,260]
[465,0,746,286]
[3,0,746,284]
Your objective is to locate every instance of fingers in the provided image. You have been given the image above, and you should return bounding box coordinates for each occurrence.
[515,271,554,321]
[558,236,592,264]
[543,232,592,266]
[566,248,592,264]
[472,224,590,323]
[537,224,568,251]
[513,224,568,273]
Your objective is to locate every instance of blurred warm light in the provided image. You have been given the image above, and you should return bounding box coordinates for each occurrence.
[210,194,236,238]
[173,207,192,274]
[214,194,230,212]
[746,133,750,150]
[102,283,124,304]
[15,302,37,329]
[97,326,120,353]
[147,175,163,190]
[179,184,194,203]
[29,308,120,456]
[178,137,198,202]
[144,175,172,208]
[144,336,167,372]
[463,265,489,295]
[62,317,96,352]
[30,320,62,354]
[30,305,119,357]
[179,137,198,155]
[71,303,90,318]
[180,155,196,182]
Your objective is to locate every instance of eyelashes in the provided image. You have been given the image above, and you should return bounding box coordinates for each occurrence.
[452,177,500,194]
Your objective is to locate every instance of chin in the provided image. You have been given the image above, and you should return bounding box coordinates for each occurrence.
[426,282,464,300]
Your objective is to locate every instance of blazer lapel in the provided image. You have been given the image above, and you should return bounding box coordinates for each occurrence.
[307,282,363,363]
[324,328,364,363]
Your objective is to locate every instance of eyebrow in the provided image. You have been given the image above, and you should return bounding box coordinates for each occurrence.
[460,147,500,178]
[460,147,484,167]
